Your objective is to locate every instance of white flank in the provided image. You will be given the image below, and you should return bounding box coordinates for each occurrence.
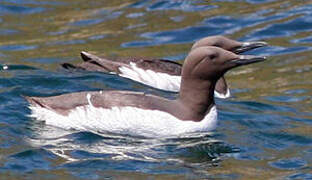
[119,62,181,92]
[119,63,231,98]
[28,101,217,138]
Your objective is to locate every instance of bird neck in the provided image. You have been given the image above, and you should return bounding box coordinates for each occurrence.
[177,77,216,121]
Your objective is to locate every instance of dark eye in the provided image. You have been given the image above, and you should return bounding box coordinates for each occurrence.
[209,54,217,60]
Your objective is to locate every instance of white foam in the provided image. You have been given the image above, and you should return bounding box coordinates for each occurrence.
[28,103,218,138]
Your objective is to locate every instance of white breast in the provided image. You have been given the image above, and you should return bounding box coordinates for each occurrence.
[28,101,218,138]
[118,62,230,98]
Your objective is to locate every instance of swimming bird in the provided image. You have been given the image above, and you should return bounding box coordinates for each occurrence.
[27,46,266,137]
[62,36,267,98]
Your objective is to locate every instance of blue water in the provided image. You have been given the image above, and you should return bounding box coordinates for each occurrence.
[0,0,311,179]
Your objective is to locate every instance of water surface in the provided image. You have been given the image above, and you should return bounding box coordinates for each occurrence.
[0,0,311,179]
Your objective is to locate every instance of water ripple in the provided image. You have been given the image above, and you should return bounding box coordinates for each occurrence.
[24,57,72,64]
[0,4,46,15]
[254,132,312,151]
[0,44,38,51]
[269,157,307,170]
[264,95,309,103]
[0,29,19,35]
[287,173,312,180]
[122,6,312,50]
[128,0,217,12]
[248,17,312,39]
[69,19,104,27]
[46,39,86,46]
[69,11,123,28]
[1,0,64,6]
[292,36,312,44]
[213,0,277,3]
[2,148,57,172]
[122,25,223,47]
[126,12,145,18]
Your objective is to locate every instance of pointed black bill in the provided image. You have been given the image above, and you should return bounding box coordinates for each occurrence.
[232,41,268,54]
[229,55,267,66]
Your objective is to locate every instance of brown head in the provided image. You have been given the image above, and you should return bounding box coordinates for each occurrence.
[191,35,267,54]
[190,36,267,96]
[177,46,266,120]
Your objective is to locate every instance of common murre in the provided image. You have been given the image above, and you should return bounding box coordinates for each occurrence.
[62,36,267,98]
[26,46,267,137]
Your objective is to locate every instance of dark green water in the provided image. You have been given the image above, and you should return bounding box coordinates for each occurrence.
[0,0,311,179]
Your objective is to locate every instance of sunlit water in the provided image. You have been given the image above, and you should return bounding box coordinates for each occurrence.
[0,0,311,179]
